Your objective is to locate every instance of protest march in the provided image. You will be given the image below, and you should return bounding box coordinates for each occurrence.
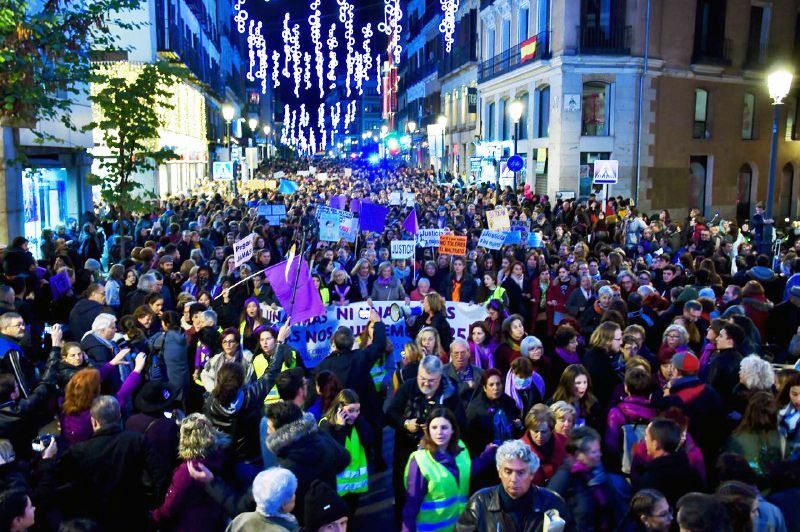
[1,157,800,532]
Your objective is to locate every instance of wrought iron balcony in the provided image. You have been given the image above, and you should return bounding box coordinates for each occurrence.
[478,32,551,83]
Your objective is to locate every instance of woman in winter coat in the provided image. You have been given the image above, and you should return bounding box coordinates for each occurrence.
[59,352,145,446]
[550,364,602,431]
[582,321,623,406]
[548,426,631,531]
[502,260,533,325]
[464,369,522,457]
[203,324,290,485]
[505,357,545,417]
[468,321,498,370]
[238,297,266,353]
[519,404,569,486]
[151,413,228,531]
[370,261,409,302]
[227,467,300,532]
[200,328,255,394]
[493,314,526,376]
[604,367,659,472]
[149,311,190,405]
[440,256,477,303]
[407,293,453,355]
[350,259,376,303]
[402,407,496,532]
[724,391,784,479]
[778,372,800,460]
[318,389,373,515]
[741,280,774,340]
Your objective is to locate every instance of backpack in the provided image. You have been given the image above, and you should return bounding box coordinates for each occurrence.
[146,333,168,382]
[620,421,649,475]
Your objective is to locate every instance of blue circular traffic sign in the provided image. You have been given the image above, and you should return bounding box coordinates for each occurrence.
[506,155,524,172]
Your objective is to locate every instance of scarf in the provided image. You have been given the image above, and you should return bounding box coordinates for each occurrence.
[376,275,392,287]
[539,280,549,310]
[555,347,580,365]
[469,341,495,369]
[505,370,527,411]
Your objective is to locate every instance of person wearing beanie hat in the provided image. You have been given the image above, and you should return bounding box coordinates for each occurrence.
[84,258,102,274]
[304,479,349,531]
[660,348,725,464]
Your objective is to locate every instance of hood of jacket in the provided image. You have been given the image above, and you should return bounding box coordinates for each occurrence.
[747,266,776,282]
[266,412,318,455]
[742,295,774,312]
[616,396,659,422]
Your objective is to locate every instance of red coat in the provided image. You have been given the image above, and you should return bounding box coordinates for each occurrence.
[520,430,569,486]
[533,278,575,335]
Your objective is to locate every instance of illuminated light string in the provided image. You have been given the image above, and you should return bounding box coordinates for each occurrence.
[272,50,281,87]
[439,0,459,53]
[290,21,302,98]
[234,0,248,34]
[308,1,325,98]
[361,23,373,80]
[281,14,292,78]
[353,51,364,95]
[376,55,381,94]
[303,52,312,90]
[326,23,339,89]
[378,0,402,65]
[330,101,341,131]
[281,104,290,144]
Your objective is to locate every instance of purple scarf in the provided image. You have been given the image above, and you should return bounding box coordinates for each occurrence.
[555,347,581,365]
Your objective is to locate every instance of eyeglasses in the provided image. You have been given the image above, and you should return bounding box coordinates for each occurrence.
[222,339,238,345]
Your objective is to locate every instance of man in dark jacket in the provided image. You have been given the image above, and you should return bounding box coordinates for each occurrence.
[121,272,158,316]
[457,439,571,531]
[442,339,483,411]
[0,313,35,398]
[660,351,726,465]
[635,418,705,507]
[2,237,36,278]
[386,354,466,524]
[702,322,744,409]
[56,395,168,531]
[68,283,111,341]
[264,401,349,526]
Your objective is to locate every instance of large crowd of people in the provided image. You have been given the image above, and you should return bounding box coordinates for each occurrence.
[2,158,800,532]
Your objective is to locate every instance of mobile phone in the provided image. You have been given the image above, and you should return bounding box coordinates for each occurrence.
[31,434,53,452]
[43,325,52,335]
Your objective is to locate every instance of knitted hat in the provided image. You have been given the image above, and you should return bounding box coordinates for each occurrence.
[84,258,102,272]
[304,479,349,530]
[698,287,716,300]
[676,287,699,305]
[672,351,700,375]
[657,344,677,365]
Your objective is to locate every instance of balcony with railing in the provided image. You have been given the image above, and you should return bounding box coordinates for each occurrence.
[403,61,439,87]
[158,22,226,98]
[478,31,551,83]
[691,38,732,66]
[577,25,631,55]
[438,42,478,78]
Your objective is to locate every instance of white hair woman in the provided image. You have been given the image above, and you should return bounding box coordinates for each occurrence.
[152,413,230,530]
[228,467,299,532]
[730,355,777,420]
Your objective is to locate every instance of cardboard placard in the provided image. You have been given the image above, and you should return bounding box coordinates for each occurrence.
[232,234,255,268]
[477,230,507,250]
[486,206,511,231]
[417,228,446,247]
[390,240,416,259]
[389,191,402,205]
[439,235,467,256]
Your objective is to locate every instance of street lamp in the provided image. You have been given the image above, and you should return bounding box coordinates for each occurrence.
[437,115,447,183]
[766,68,794,222]
[509,99,524,191]
[221,104,236,195]
[407,121,417,168]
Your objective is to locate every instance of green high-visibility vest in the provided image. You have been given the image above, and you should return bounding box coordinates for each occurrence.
[487,286,506,304]
[253,350,297,405]
[370,359,386,392]
[338,426,369,495]
[404,442,471,532]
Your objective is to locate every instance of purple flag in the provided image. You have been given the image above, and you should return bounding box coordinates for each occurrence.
[329,195,347,211]
[402,208,418,235]
[359,202,388,233]
[50,270,72,300]
[263,257,325,325]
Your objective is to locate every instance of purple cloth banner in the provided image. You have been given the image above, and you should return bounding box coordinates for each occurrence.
[359,202,388,233]
[402,208,418,235]
[329,195,347,211]
[263,257,325,325]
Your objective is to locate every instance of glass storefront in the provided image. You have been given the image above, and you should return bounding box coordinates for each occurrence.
[23,167,68,259]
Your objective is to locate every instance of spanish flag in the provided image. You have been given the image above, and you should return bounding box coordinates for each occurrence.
[520,35,538,62]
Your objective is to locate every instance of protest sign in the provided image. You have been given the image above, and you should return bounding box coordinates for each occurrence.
[510,221,530,243]
[284,301,487,367]
[50,270,72,300]
[359,202,388,233]
[319,212,340,241]
[389,191,402,205]
[317,172,329,180]
[309,166,317,174]
[329,195,347,210]
[528,231,544,248]
[417,228,446,247]
[390,240,416,259]
[257,204,287,226]
[403,192,416,206]
[486,207,511,231]
[297,170,309,177]
[340,216,358,242]
[439,234,467,255]
[344,168,352,177]
[264,180,277,190]
[316,205,354,241]
[504,231,522,245]
[232,234,255,268]
[273,170,285,179]
[477,230,507,250]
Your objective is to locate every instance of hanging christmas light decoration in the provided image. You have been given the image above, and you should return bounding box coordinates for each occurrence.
[309,0,325,98]
[317,103,326,131]
[289,109,297,145]
[281,14,292,79]
[281,104,290,145]
[361,23,373,80]
[342,0,355,97]
[234,0,248,34]
[378,0,402,65]
[303,52,312,90]
[256,35,268,94]
[299,103,309,128]
[272,50,281,87]
[309,128,317,155]
[376,55,381,94]
[326,23,339,89]
[330,101,341,131]
[247,20,256,82]
[439,0,459,53]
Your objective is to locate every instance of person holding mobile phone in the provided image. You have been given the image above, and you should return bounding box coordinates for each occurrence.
[318,389,371,516]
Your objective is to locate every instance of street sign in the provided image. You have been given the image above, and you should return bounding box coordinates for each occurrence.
[507,154,524,172]
[213,161,233,181]
[592,160,619,185]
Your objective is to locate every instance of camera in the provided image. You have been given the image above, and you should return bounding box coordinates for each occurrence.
[31,434,54,452]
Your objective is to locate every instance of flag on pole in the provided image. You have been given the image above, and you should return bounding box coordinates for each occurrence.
[264,256,325,325]
[402,208,418,235]
[279,179,298,195]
